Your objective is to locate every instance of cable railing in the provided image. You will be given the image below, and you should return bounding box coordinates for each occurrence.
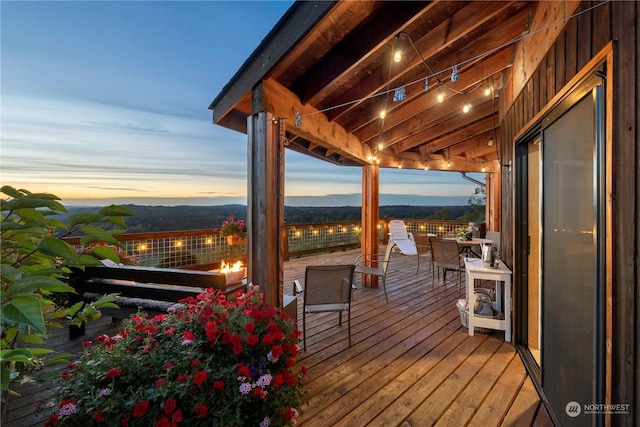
[63,219,472,269]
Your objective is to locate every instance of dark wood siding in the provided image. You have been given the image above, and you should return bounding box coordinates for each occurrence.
[499,2,638,426]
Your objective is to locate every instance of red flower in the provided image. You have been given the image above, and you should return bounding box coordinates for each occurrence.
[252,387,266,399]
[120,412,131,426]
[213,380,225,391]
[183,331,195,341]
[190,359,201,368]
[92,411,105,422]
[162,362,174,371]
[177,374,189,382]
[246,334,259,346]
[270,345,283,359]
[106,368,121,378]
[171,409,183,422]
[244,322,256,334]
[194,403,208,417]
[156,378,166,389]
[237,364,251,377]
[262,334,274,345]
[164,327,176,335]
[193,370,208,386]
[163,398,177,414]
[81,340,92,347]
[133,400,148,418]
[232,343,244,355]
[44,413,59,427]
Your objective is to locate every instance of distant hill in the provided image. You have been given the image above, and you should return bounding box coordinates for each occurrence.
[59,204,482,233]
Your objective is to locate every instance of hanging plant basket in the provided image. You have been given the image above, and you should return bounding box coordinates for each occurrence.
[226,234,247,245]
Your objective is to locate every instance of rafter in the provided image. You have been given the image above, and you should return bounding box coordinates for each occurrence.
[255,78,370,165]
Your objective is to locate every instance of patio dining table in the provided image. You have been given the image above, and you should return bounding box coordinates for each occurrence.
[445,237,494,258]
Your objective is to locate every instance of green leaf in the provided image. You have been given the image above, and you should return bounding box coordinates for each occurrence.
[46,218,69,231]
[2,296,46,335]
[1,185,22,199]
[90,245,120,263]
[99,205,135,217]
[0,348,34,364]
[79,226,121,246]
[68,213,108,227]
[36,237,79,262]
[4,276,73,298]
[13,208,45,222]
[17,333,46,344]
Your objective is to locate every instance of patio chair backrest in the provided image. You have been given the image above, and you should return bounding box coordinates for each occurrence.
[389,219,411,240]
[430,238,462,270]
[304,264,355,307]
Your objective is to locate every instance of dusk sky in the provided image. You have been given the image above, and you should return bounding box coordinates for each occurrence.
[1,0,484,207]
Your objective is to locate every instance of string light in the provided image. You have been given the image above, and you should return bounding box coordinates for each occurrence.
[424,166,429,171]
[484,81,492,96]
[292,2,609,125]
[447,159,451,168]
[379,110,386,119]
[462,102,471,113]
[482,163,486,172]
[397,163,402,169]
[378,142,384,150]
[488,136,494,146]
[437,88,445,103]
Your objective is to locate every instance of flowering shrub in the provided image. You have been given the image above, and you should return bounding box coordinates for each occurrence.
[45,287,306,426]
[77,241,139,266]
[219,215,247,239]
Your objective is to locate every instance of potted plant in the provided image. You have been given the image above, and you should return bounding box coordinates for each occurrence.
[219,215,247,245]
[43,287,306,426]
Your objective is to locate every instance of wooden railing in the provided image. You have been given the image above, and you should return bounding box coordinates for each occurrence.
[63,219,472,268]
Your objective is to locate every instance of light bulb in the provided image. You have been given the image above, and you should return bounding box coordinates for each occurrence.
[424,166,429,171]
[380,110,386,119]
[397,164,402,169]
[393,50,402,63]
[463,103,471,113]
[484,86,491,96]
[437,89,444,103]
[376,158,380,164]
[447,160,451,168]
[378,142,384,150]
[482,165,486,172]
[488,136,494,146]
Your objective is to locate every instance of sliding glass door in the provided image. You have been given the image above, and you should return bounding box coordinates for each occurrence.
[516,71,605,426]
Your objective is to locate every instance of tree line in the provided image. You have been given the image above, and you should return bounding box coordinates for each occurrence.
[60,204,484,234]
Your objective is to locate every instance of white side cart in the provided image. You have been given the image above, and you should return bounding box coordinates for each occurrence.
[463,258,513,342]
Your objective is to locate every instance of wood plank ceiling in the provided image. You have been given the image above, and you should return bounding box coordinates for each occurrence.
[210,1,534,173]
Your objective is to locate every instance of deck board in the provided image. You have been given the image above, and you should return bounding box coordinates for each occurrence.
[4,247,551,427]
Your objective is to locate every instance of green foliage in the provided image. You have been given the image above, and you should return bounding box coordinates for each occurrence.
[0,186,134,394]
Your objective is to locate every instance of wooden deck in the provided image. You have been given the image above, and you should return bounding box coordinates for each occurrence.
[3,248,553,427]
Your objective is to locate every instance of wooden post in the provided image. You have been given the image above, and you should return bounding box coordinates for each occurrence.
[246,109,284,309]
[486,171,501,232]
[361,165,379,287]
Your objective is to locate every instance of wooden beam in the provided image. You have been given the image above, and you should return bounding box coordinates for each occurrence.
[418,116,496,155]
[209,1,334,125]
[258,78,371,164]
[294,1,431,104]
